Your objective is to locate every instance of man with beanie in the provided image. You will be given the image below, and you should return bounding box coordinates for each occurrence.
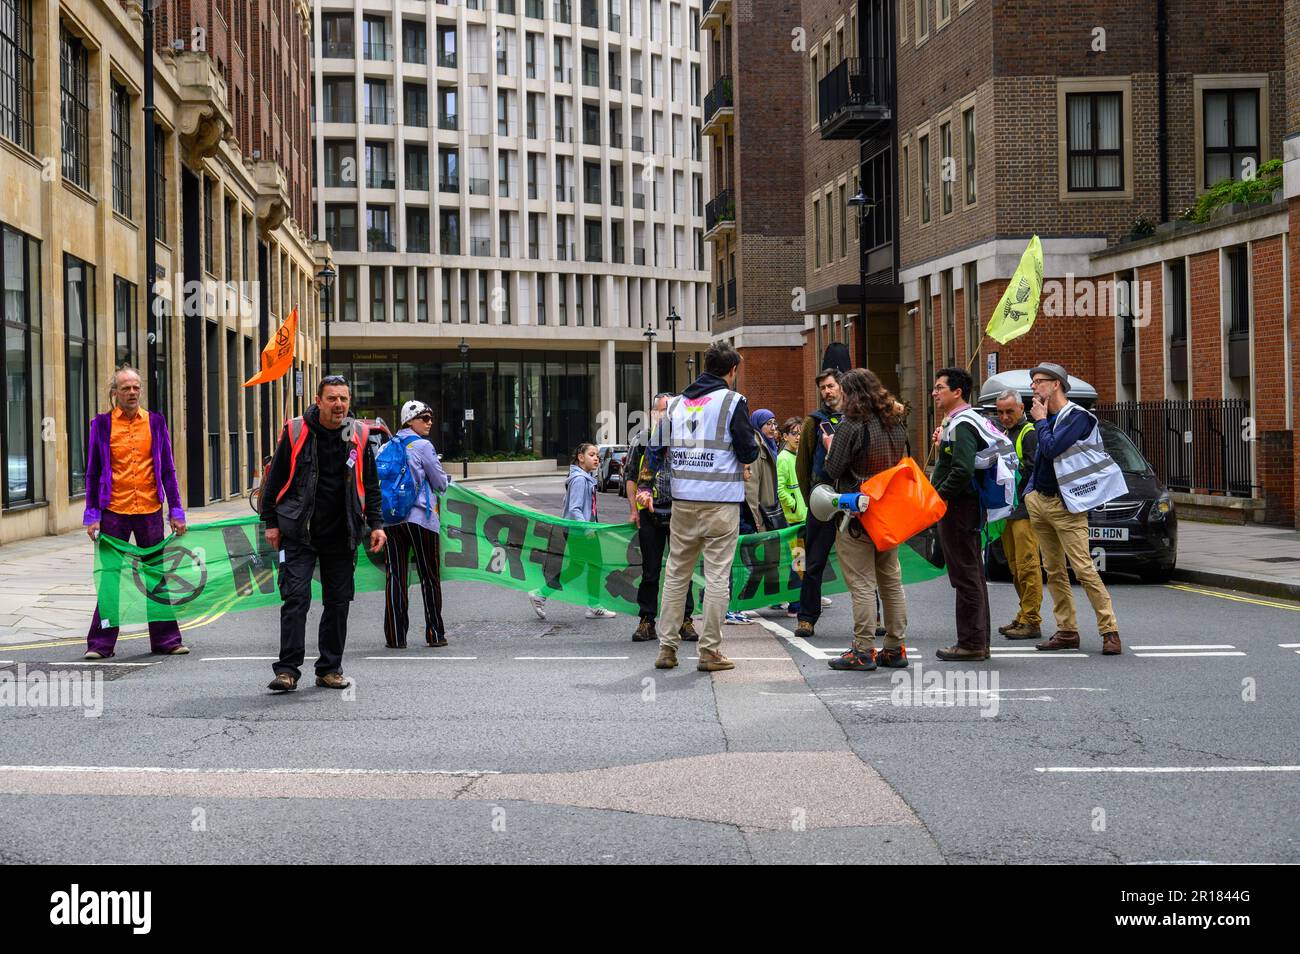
[260,375,386,691]
[1024,362,1122,655]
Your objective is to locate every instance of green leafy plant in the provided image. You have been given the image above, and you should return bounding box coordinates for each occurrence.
[455,451,544,463]
[1182,159,1283,224]
[1129,216,1157,239]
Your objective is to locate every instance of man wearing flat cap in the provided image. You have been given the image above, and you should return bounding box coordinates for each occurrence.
[1023,363,1122,656]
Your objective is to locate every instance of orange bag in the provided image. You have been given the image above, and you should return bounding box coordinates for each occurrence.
[857,457,947,550]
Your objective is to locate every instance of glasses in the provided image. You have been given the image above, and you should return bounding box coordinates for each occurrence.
[931,384,951,393]
[1030,377,1054,386]
[320,374,350,388]
[414,414,434,424]
[762,421,779,429]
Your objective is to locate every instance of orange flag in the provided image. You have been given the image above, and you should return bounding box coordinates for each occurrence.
[243,308,298,387]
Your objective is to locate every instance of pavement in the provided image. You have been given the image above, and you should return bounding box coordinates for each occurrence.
[1,474,1298,863]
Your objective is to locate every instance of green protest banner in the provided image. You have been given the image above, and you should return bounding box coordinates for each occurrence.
[93,485,953,625]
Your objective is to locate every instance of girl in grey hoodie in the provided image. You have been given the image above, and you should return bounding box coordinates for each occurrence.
[529,442,617,619]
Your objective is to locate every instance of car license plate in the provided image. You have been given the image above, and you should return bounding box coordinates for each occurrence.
[1088,527,1129,541]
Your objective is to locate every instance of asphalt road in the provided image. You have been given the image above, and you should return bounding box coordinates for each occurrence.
[0,474,1296,864]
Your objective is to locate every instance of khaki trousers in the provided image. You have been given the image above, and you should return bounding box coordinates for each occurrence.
[1024,491,1118,635]
[1000,517,1043,626]
[835,522,907,652]
[655,499,740,655]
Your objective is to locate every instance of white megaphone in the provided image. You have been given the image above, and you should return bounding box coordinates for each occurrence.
[809,484,869,525]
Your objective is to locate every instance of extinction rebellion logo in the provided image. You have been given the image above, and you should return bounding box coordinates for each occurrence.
[130,543,208,606]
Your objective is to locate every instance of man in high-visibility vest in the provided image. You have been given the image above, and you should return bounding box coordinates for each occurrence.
[994,388,1043,639]
[644,341,759,672]
[260,375,387,691]
[1025,363,1122,656]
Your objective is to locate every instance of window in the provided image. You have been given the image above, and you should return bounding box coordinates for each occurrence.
[1226,246,1249,338]
[813,199,821,268]
[64,254,95,496]
[60,27,90,191]
[339,265,358,321]
[203,179,215,272]
[370,266,386,321]
[941,270,955,366]
[825,191,834,264]
[2,225,39,507]
[113,276,136,369]
[0,0,35,152]
[920,276,934,434]
[1066,91,1123,191]
[902,142,910,218]
[962,106,976,204]
[919,133,931,223]
[940,121,953,215]
[393,270,408,322]
[153,125,167,236]
[110,81,132,217]
[1168,259,1188,343]
[224,198,235,281]
[1203,88,1259,186]
[915,0,930,41]
[863,147,892,250]
[839,184,847,258]
[963,263,980,384]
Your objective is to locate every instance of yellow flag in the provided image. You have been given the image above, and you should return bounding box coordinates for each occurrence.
[985,236,1043,345]
[243,308,298,387]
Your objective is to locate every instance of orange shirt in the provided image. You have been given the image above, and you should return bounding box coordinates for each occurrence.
[107,407,162,514]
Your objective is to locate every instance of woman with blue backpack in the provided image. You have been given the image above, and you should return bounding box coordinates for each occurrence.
[378,400,451,648]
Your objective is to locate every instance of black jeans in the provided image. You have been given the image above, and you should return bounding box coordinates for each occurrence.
[637,512,695,621]
[937,494,990,651]
[797,513,837,624]
[274,539,357,679]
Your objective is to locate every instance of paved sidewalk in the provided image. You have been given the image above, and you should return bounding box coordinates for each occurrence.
[1174,519,1300,599]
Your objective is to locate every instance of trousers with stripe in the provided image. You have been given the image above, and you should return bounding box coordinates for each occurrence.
[383,521,445,647]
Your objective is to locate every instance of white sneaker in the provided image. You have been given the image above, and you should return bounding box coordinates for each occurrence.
[585,607,617,619]
[82,651,104,660]
[724,611,753,625]
[821,597,833,607]
[529,594,548,620]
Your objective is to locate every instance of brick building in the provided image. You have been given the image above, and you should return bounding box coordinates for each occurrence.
[882,0,1300,526]
[0,0,323,544]
[702,0,808,421]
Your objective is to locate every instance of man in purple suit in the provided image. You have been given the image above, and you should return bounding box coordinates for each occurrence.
[83,367,189,659]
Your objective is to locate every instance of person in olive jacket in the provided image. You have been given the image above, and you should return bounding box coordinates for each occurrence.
[928,367,990,662]
[260,375,386,693]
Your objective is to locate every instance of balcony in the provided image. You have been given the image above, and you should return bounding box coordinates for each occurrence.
[526,0,544,17]
[529,242,541,259]
[557,243,576,261]
[554,1,572,23]
[438,112,458,131]
[611,12,621,31]
[555,66,574,85]
[702,74,734,135]
[583,127,600,146]
[611,188,623,206]
[818,57,892,141]
[470,237,492,256]
[630,77,642,96]
[610,130,623,148]
[408,234,430,253]
[407,170,430,191]
[438,50,457,69]
[320,105,355,123]
[610,73,622,91]
[631,134,644,152]
[612,245,624,263]
[527,121,539,139]
[367,229,396,252]
[704,187,735,236]
[633,247,646,265]
[585,244,602,263]
[583,68,600,87]
[404,45,427,65]
[440,231,460,255]
[632,191,645,209]
[469,177,490,196]
[405,108,429,128]
[366,169,396,190]
[363,42,393,61]
[174,52,234,165]
[528,181,539,199]
[321,40,354,58]
[556,184,575,202]
[701,0,731,32]
[581,3,600,28]
[364,106,395,125]
[439,175,459,193]
[498,0,516,13]
[584,185,601,204]
[253,160,292,234]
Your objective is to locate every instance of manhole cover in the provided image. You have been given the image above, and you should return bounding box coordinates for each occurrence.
[443,621,556,640]
[0,661,147,682]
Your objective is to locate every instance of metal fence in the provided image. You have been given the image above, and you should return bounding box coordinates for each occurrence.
[1094,399,1255,498]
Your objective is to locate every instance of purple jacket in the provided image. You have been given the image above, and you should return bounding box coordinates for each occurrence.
[82,410,186,525]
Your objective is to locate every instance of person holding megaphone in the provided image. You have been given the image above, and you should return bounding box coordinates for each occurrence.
[814,369,911,672]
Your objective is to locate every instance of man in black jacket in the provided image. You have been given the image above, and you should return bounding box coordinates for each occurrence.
[260,375,386,692]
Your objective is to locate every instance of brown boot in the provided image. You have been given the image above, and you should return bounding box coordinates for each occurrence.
[793,620,815,639]
[315,672,351,689]
[679,619,700,642]
[1003,622,1043,640]
[266,672,298,692]
[697,649,736,672]
[654,646,678,669]
[935,644,990,661]
[997,619,1019,636]
[1036,630,1081,652]
[1101,632,1123,655]
[632,616,656,642]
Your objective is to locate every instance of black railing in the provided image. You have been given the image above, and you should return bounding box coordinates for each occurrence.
[704,74,733,124]
[407,171,430,191]
[1095,399,1256,498]
[404,45,427,64]
[365,106,395,124]
[321,105,355,123]
[705,187,735,231]
[366,170,396,189]
[367,229,396,252]
[817,56,891,128]
[327,227,358,251]
[362,42,393,61]
[322,41,354,58]
[405,107,429,127]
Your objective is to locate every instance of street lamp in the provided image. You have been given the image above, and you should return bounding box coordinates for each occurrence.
[665,305,681,392]
[316,264,336,375]
[642,325,658,417]
[847,190,876,368]
[459,338,470,480]
[685,354,694,384]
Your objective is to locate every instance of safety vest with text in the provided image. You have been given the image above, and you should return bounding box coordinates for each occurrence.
[665,388,745,503]
[1050,402,1128,513]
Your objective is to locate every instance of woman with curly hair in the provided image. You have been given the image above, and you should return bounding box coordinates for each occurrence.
[820,369,911,671]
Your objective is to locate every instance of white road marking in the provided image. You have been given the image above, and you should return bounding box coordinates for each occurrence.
[201,656,279,661]
[507,485,531,497]
[0,660,13,665]
[513,656,630,660]
[0,764,500,776]
[53,661,158,667]
[991,654,1089,659]
[1130,644,1236,651]
[1280,643,1300,648]
[1036,766,1300,774]
[688,656,793,661]
[1133,651,1247,658]
[363,656,478,660]
[753,617,833,659]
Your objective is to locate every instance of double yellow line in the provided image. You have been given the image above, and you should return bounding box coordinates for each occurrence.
[2,568,275,653]
[1165,582,1300,612]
